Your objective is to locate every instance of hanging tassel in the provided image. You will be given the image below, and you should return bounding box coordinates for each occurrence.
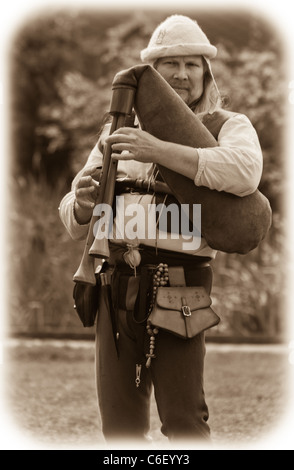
[123,244,141,276]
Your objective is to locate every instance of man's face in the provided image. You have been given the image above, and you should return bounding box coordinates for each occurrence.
[156,55,205,105]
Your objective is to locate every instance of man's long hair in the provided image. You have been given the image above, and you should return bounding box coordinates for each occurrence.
[194,57,222,113]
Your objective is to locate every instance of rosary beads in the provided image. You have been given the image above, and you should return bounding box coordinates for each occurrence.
[145,263,169,368]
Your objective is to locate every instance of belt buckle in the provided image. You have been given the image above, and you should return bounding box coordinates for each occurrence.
[181,305,191,317]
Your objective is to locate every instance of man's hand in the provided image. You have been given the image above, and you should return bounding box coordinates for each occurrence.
[105,126,199,181]
[105,127,164,164]
[74,166,101,224]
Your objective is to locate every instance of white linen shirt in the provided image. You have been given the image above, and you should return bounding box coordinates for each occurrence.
[195,113,262,196]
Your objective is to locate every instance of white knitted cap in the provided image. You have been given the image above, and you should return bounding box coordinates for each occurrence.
[140,15,217,63]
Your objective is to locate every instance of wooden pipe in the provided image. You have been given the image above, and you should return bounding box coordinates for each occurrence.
[73,83,135,285]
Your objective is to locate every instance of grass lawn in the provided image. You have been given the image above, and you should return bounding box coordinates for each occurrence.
[1,338,292,450]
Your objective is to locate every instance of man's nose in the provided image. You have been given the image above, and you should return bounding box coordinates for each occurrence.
[174,65,188,80]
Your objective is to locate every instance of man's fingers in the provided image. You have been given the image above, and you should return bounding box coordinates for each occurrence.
[107,135,129,145]
[106,129,136,144]
[75,198,95,209]
[81,166,102,180]
[111,151,133,161]
[111,142,130,152]
[111,127,134,135]
[78,175,100,189]
[76,185,95,195]
[78,175,92,187]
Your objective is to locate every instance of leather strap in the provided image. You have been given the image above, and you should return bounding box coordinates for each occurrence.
[180,295,193,337]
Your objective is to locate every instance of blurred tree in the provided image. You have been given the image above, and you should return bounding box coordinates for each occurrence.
[212,47,287,216]
[10,10,131,186]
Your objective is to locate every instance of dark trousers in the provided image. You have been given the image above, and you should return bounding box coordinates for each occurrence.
[95,265,212,445]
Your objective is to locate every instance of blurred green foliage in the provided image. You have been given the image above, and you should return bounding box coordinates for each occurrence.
[8,8,288,339]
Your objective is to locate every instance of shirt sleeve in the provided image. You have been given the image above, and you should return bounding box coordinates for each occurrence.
[194,113,263,196]
[58,191,89,241]
[59,141,103,241]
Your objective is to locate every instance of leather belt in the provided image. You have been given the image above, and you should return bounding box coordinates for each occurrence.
[109,241,211,272]
[115,178,173,196]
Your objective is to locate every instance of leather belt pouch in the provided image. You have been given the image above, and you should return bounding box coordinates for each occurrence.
[73,276,100,327]
[148,286,220,338]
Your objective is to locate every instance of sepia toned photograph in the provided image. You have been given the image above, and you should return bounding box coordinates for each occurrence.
[1,0,293,453]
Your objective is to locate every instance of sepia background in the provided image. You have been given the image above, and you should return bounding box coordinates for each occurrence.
[1,0,294,450]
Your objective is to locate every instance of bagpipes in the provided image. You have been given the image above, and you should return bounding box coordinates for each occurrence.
[73,64,272,288]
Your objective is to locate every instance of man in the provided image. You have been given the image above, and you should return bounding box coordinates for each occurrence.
[59,15,263,446]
